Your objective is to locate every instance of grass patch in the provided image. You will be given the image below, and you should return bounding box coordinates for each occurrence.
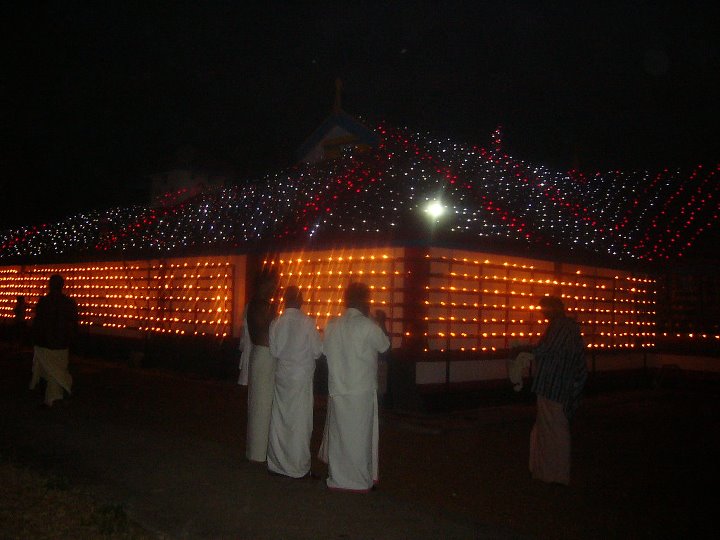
[0,461,159,538]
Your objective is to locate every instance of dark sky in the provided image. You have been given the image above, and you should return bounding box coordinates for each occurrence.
[3,1,718,229]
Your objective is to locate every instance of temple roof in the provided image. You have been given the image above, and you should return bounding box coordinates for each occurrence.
[296,79,379,164]
[296,110,380,164]
[0,122,717,267]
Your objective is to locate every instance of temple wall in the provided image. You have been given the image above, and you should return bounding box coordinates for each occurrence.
[0,256,242,338]
[4,248,718,385]
[0,246,658,354]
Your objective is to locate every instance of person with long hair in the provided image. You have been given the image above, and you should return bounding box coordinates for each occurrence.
[245,269,279,462]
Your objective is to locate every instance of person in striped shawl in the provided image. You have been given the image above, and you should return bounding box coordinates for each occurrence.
[529,296,587,485]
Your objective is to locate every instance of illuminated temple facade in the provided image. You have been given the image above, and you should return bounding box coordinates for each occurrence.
[1,112,717,384]
[0,246,655,353]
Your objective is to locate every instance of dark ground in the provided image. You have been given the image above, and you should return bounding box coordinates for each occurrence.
[1,343,718,539]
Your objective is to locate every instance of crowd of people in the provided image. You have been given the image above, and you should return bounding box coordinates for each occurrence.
[239,271,390,492]
[22,271,587,490]
[239,270,587,490]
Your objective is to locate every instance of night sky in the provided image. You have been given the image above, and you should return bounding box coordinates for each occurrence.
[3,1,718,230]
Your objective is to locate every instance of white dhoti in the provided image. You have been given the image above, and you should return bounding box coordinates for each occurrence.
[246,345,277,462]
[267,374,314,478]
[530,396,571,485]
[30,346,72,406]
[319,391,378,492]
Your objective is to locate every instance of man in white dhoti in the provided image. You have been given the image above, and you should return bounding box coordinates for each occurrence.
[29,274,79,407]
[319,282,390,492]
[267,286,322,478]
[245,270,279,462]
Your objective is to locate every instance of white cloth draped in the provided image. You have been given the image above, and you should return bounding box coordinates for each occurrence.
[319,308,390,491]
[267,375,315,477]
[246,345,276,462]
[323,309,390,396]
[269,309,322,384]
[267,308,322,478]
[507,351,533,392]
[30,346,72,406]
[530,396,571,485]
[321,392,379,491]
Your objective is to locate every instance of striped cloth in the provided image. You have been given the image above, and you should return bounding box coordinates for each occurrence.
[531,316,587,419]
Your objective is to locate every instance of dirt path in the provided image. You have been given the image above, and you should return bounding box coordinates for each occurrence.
[1,347,717,538]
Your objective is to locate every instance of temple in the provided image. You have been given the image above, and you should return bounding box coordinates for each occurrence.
[1,94,718,391]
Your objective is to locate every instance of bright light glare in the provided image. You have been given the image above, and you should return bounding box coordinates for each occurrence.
[425,200,445,219]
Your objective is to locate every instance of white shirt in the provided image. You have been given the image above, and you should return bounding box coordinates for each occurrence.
[269,308,322,382]
[323,308,390,396]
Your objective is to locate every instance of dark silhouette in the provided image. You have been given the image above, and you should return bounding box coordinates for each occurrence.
[529,296,587,485]
[29,275,79,407]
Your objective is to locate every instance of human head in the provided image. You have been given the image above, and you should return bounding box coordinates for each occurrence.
[283,285,303,309]
[345,282,370,316]
[539,296,565,319]
[49,274,64,293]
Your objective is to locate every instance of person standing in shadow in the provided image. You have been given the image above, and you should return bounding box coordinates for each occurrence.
[529,296,587,486]
[29,275,78,407]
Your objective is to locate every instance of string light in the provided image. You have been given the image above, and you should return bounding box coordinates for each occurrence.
[0,123,716,262]
[0,260,233,337]
[0,122,715,348]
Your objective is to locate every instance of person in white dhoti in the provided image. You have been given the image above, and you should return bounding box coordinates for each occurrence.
[29,274,78,407]
[529,296,587,486]
[267,286,322,478]
[245,270,279,462]
[319,283,390,492]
